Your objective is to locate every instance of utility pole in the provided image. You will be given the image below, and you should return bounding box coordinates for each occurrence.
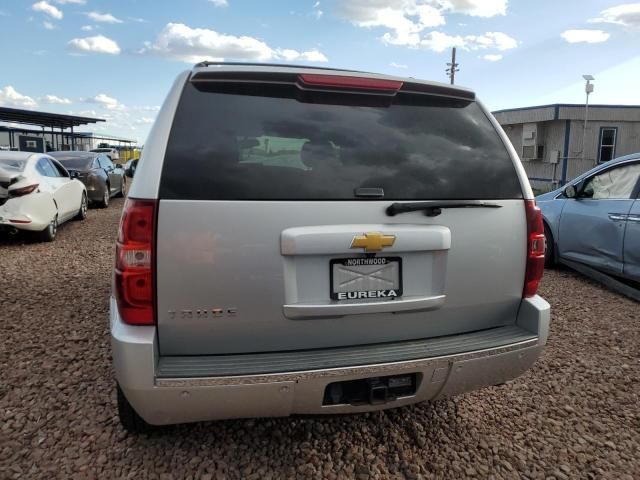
[446,47,459,85]
[582,75,594,162]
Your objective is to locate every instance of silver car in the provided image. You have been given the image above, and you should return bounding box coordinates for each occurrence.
[111,63,550,432]
[537,153,640,280]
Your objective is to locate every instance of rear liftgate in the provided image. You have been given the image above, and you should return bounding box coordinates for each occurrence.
[155,70,527,355]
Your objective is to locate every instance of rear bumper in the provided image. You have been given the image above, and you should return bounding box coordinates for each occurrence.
[85,182,107,202]
[0,194,56,232]
[111,296,550,425]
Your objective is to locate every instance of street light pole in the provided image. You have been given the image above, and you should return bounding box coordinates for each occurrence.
[582,74,594,162]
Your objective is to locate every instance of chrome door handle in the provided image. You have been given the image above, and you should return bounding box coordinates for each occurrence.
[608,213,628,221]
[627,214,640,223]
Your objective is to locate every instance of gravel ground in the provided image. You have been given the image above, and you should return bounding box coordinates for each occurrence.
[1,199,639,479]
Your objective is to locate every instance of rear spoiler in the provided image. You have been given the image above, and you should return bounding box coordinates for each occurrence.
[189,70,475,102]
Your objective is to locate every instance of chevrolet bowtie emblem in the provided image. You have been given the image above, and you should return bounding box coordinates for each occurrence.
[350,232,396,252]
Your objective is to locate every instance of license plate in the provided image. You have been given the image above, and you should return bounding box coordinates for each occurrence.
[330,257,402,301]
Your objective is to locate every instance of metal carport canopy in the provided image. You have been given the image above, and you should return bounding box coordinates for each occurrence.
[0,106,105,128]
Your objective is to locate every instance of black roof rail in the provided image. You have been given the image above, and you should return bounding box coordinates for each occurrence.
[193,61,371,74]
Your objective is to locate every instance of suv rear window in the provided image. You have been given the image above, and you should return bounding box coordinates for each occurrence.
[160,81,522,200]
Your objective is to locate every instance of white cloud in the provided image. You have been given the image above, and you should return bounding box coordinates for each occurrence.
[414,31,463,51]
[589,3,640,28]
[442,0,507,17]
[481,53,503,61]
[0,86,38,108]
[339,0,508,45]
[390,61,408,68]
[84,93,125,110]
[69,103,162,143]
[41,94,72,104]
[87,11,123,23]
[208,0,229,6]
[43,21,55,30]
[67,35,121,55]
[276,48,329,62]
[86,93,118,106]
[133,105,161,112]
[32,1,63,20]
[342,1,445,46]
[561,29,610,44]
[313,1,323,19]
[54,0,86,4]
[386,29,516,52]
[134,117,155,125]
[81,25,93,31]
[276,49,302,61]
[71,109,99,117]
[297,50,328,62]
[465,31,517,50]
[140,23,328,63]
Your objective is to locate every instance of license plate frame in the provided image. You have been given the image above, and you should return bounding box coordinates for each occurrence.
[330,256,403,301]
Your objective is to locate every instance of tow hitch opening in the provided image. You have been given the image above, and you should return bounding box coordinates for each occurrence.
[323,373,419,406]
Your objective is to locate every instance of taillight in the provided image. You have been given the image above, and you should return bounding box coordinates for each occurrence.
[115,198,156,325]
[523,200,545,298]
[9,184,39,197]
[298,74,403,92]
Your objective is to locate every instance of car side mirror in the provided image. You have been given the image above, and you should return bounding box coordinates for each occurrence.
[70,170,80,179]
[564,184,577,198]
[115,164,123,169]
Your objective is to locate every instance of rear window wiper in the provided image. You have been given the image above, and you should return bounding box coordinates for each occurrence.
[386,201,503,217]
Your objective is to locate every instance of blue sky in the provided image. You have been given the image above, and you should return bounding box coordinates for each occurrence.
[1,0,639,143]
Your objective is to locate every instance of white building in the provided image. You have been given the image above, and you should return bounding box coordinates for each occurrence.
[493,104,640,189]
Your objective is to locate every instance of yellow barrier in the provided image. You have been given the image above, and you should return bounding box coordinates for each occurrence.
[119,149,142,162]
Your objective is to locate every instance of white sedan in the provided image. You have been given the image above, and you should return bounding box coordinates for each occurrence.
[0,151,87,241]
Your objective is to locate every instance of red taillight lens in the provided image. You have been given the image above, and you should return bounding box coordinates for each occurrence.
[523,200,545,298]
[9,184,39,197]
[115,198,156,325]
[298,74,403,92]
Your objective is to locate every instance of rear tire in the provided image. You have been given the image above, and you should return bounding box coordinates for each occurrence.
[117,384,155,434]
[75,193,87,221]
[544,224,555,268]
[99,184,110,208]
[38,215,57,242]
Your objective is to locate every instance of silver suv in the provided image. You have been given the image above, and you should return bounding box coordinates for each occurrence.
[111,63,550,433]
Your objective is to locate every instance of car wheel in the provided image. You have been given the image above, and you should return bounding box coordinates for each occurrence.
[99,184,110,208]
[116,384,155,434]
[38,215,58,242]
[544,224,555,268]
[75,193,88,221]
[116,177,126,198]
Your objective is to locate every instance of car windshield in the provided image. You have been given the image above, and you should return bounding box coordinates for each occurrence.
[0,158,27,172]
[57,158,93,170]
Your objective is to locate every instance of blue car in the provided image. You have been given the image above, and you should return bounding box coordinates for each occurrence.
[537,153,640,282]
